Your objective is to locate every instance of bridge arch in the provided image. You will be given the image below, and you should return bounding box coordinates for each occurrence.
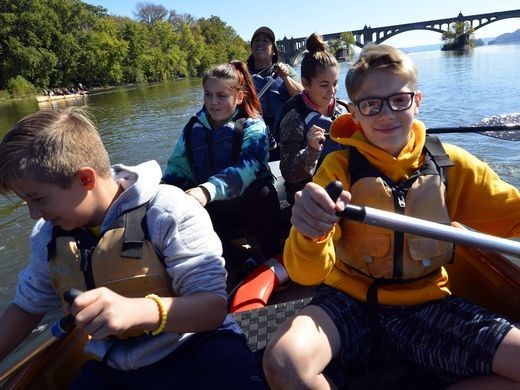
[277,9,520,65]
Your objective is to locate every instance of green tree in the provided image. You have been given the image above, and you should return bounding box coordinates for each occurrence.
[340,32,356,57]
[146,20,184,80]
[0,0,107,89]
[77,18,128,86]
[442,21,475,49]
[119,18,151,83]
[327,39,342,56]
[177,23,206,77]
[0,0,251,94]
[197,16,248,65]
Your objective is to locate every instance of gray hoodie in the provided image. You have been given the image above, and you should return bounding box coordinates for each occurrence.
[13,160,234,370]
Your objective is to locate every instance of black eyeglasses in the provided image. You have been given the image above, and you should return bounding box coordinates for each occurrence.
[353,92,415,116]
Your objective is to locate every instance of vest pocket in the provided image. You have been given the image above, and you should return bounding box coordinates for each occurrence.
[341,233,393,278]
[406,236,453,278]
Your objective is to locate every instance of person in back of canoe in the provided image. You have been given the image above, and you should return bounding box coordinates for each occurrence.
[277,33,349,204]
[247,26,304,160]
[162,60,281,288]
[263,44,520,389]
[0,107,267,388]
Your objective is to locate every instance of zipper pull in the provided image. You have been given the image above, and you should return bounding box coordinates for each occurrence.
[395,188,406,209]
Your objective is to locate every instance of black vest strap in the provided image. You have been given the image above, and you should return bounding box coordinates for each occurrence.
[183,115,199,171]
[231,118,246,164]
[121,203,149,258]
[424,135,455,185]
[367,280,384,379]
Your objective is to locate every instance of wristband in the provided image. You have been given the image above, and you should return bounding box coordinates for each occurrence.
[198,185,211,203]
[144,294,167,336]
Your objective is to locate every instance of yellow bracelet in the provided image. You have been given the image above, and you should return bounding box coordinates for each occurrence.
[144,294,167,336]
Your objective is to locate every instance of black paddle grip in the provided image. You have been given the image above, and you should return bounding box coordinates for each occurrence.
[51,289,83,338]
[63,288,82,305]
[325,181,344,202]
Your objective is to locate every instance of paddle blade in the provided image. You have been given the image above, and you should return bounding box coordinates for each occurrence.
[475,113,520,141]
[427,113,520,141]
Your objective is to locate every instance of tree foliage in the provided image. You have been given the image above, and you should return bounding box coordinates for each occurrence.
[442,21,475,48]
[340,32,356,56]
[327,32,356,60]
[0,0,250,92]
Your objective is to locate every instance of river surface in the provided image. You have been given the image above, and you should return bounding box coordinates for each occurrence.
[0,44,519,344]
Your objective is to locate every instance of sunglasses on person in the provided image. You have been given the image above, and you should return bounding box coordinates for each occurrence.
[353,92,415,116]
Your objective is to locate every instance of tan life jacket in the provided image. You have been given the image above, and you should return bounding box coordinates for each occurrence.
[336,136,455,281]
[47,203,173,338]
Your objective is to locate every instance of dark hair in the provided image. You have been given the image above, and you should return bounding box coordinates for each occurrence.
[203,61,261,118]
[300,33,338,82]
[247,27,279,73]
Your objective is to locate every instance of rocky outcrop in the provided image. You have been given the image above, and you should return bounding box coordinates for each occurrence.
[441,33,471,51]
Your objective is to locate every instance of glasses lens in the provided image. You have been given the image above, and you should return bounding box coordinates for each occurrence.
[388,93,413,111]
[358,98,383,116]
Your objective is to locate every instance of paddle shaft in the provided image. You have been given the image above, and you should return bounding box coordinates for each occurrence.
[322,124,520,141]
[428,124,520,134]
[338,204,520,257]
[257,77,275,99]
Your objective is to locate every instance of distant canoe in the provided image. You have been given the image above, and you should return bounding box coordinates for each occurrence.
[36,93,88,103]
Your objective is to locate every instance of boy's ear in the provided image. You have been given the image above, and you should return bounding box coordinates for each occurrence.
[348,103,360,124]
[76,167,96,190]
[414,90,422,114]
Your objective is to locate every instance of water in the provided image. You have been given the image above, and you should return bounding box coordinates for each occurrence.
[0,44,519,336]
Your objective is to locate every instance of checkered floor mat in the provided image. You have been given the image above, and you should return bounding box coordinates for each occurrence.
[232,297,312,352]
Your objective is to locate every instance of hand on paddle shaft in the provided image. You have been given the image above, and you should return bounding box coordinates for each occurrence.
[324,181,520,257]
[257,63,291,100]
[51,288,83,338]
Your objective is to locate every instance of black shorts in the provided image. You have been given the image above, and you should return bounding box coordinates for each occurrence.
[310,284,514,387]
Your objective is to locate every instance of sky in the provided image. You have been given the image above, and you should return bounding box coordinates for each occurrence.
[87,0,520,48]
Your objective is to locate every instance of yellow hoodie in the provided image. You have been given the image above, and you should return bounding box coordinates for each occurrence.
[284,114,520,305]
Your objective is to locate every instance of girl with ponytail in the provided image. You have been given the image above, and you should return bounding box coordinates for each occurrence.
[277,33,349,204]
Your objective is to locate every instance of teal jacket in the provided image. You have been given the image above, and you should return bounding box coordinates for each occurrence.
[162,108,271,202]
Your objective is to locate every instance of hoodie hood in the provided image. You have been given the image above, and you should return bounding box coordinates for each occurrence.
[102,160,162,231]
[330,113,427,182]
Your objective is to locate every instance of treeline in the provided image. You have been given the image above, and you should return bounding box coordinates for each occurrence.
[0,1,250,97]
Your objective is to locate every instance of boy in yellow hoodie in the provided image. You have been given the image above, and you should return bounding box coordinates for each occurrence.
[263,44,520,389]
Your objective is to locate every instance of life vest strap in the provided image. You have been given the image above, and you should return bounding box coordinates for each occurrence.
[121,203,148,259]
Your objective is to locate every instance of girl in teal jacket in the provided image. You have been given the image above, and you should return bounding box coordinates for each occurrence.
[163,61,281,287]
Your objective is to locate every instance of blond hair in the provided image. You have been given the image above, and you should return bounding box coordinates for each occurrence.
[0,107,111,193]
[346,44,418,100]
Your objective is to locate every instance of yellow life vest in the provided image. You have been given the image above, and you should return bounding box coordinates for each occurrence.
[336,136,455,281]
[48,203,173,338]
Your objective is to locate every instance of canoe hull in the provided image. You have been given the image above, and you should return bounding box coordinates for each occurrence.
[36,93,87,103]
[0,161,518,387]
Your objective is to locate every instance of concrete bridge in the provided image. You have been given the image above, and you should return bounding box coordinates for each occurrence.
[277,9,520,65]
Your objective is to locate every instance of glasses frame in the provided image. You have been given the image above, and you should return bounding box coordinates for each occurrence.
[353,92,415,116]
